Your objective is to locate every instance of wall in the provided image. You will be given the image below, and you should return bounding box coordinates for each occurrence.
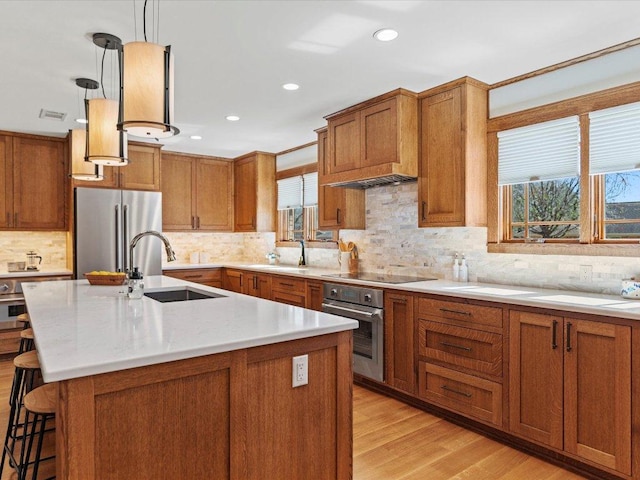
[0,231,67,270]
[277,182,640,295]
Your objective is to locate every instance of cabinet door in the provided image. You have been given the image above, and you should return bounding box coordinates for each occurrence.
[360,98,397,168]
[0,135,12,228]
[418,87,464,227]
[509,311,563,449]
[305,281,323,312]
[197,158,233,231]
[385,293,415,393]
[120,143,160,191]
[318,184,345,230]
[161,153,196,231]
[564,319,631,475]
[328,112,359,174]
[234,156,257,232]
[245,273,271,299]
[222,269,244,293]
[13,136,67,230]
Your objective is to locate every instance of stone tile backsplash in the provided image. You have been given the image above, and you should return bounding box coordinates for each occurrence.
[0,232,68,270]
[3,181,638,296]
[278,182,640,295]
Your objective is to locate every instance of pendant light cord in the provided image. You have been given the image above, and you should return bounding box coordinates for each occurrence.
[143,0,148,42]
[100,46,108,99]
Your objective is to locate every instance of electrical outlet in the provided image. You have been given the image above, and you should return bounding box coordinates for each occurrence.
[579,265,593,282]
[292,354,308,387]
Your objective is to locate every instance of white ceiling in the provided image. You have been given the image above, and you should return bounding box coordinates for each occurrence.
[2,0,640,158]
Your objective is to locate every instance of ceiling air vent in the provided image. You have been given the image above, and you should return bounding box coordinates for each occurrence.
[38,109,67,121]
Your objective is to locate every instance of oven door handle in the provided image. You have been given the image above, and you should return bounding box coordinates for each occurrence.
[322,303,381,321]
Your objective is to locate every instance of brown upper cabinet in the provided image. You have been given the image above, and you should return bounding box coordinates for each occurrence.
[418,77,488,227]
[1,132,67,230]
[316,128,365,230]
[233,152,276,232]
[161,152,233,231]
[321,89,418,186]
[72,141,161,191]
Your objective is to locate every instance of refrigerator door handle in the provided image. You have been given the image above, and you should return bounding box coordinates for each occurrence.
[123,204,129,272]
[115,204,121,271]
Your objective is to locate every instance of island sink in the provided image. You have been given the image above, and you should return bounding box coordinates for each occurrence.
[144,287,227,303]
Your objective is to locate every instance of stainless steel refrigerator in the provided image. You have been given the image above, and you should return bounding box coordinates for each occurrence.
[74,187,164,277]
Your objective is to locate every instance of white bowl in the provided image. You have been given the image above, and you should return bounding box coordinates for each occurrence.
[621,280,640,299]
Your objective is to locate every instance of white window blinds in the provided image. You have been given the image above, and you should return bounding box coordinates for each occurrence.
[497,116,580,185]
[589,101,640,175]
[277,176,302,210]
[303,172,318,206]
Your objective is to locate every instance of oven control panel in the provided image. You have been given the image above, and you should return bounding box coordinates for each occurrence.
[323,283,384,309]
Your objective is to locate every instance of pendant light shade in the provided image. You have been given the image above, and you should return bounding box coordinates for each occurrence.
[69,129,103,181]
[86,98,129,166]
[119,41,179,138]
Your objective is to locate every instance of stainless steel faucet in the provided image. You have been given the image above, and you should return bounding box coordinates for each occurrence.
[298,240,306,266]
[129,230,176,274]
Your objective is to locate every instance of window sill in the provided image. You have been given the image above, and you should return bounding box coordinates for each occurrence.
[276,241,338,249]
[488,242,640,257]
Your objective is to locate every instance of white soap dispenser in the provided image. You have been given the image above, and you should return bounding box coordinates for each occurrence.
[459,254,469,283]
[452,253,460,282]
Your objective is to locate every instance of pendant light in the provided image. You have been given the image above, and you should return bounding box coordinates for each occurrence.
[87,33,128,166]
[118,0,179,139]
[70,78,103,181]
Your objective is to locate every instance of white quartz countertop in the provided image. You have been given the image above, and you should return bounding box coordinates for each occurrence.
[0,268,72,279]
[163,262,640,321]
[23,276,358,383]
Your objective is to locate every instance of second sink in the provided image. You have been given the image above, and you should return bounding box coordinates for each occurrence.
[144,288,227,303]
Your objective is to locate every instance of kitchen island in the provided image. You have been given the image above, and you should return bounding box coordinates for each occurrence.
[23,276,357,480]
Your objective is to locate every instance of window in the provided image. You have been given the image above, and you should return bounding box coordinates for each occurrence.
[277,171,334,243]
[490,88,640,252]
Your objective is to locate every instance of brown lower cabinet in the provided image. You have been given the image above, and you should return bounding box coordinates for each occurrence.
[163,268,222,288]
[384,292,415,394]
[509,310,632,476]
[56,331,353,480]
[271,276,306,307]
[221,269,271,298]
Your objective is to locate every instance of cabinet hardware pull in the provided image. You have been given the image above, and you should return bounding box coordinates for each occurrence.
[239,274,243,287]
[421,201,426,221]
[253,277,258,290]
[6,212,10,226]
[439,308,472,316]
[440,342,472,352]
[280,282,294,287]
[441,385,472,398]
[191,216,196,229]
[336,208,341,224]
[551,320,558,349]
[566,322,572,352]
[196,216,200,229]
[184,275,203,279]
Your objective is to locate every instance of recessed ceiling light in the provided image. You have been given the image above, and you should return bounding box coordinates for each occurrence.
[226,115,240,122]
[75,118,88,124]
[373,28,398,42]
[190,135,202,140]
[282,83,300,91]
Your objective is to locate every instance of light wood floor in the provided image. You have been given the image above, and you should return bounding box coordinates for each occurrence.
[0,357,584,480]
[353,385,586,480]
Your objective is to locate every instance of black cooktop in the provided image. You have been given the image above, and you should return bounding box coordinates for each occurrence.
[322,272,437,284]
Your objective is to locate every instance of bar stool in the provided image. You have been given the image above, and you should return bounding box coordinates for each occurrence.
[16,313,30,330]
[1,351,41,478]
[20,383,57,480]
[18,329,35,354]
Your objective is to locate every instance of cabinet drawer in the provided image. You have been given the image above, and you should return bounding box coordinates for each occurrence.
[418,320,502,378]
[163,269,222,284]
[271,276,305,295]
[271,290,306,307]
[418,362,502,426]
[417,298,502,329]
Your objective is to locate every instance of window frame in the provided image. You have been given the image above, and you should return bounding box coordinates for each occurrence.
[487,82,640,256]
[275,164,338,248]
